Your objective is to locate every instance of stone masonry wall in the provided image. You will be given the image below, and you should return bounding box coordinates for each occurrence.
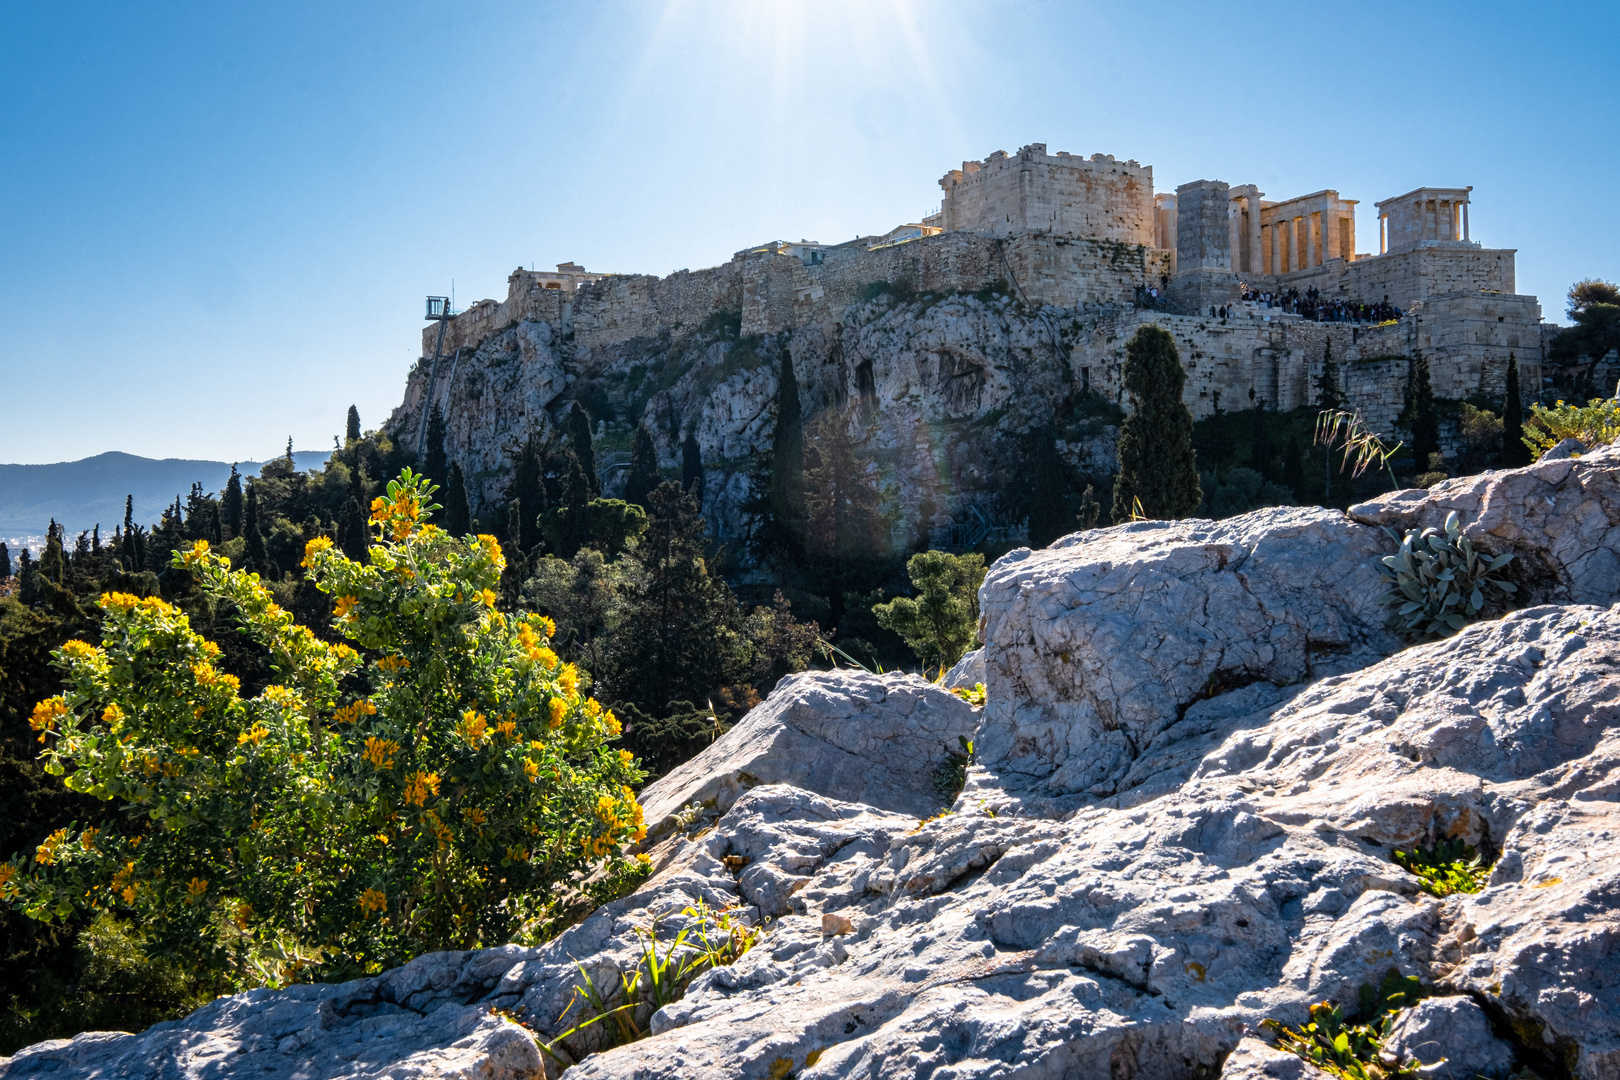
[1246,246,1516,311]
[939,144,1154,246]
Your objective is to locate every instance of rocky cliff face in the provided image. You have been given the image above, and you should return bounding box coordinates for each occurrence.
[386,290,1120,549]
[10,451,1620,1080]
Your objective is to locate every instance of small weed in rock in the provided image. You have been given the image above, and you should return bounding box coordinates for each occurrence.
[1392,838,1491,897]
[1262,970,1426,1080]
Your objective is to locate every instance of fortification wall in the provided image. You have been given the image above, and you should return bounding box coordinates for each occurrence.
[571,263,742,347]
[1246,246,1516,310]
[940,145,1154,246]
[1074,293,1542,442]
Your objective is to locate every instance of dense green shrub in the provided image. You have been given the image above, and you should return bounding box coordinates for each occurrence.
[872,551,986,669]
[4,471,646,984]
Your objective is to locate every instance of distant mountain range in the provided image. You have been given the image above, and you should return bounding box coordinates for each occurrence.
[0,450,333,538]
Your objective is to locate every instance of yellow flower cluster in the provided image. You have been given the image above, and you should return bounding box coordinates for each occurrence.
[504,845,530,863]
[191,662,241,692]
[100,592,175,616]
[359,888,387,917]
[111,860,138,904]
[179,540,212,566]
[461,806,487,826]
[370,490,424,541]
[474,533,506,570]
[301,536,334,568]
[362,737,399,770]
[547,697,568,729]
[35,828,69,867]
[237,724,270,747]
[0,865,18,901]
[60,639,98,659]
[334,594,359,620]
[333,699,377,725]
[477,588,497,608]
[80,827,99,852]
[559,664,579,696]
[185,877,209,903]
[262,685,302,710]
[376,655,410,672]
[494,719,518,741]
[522,758,540,783]
[402,770,441,806]
[457,710,489,745]
[30,697,68,741]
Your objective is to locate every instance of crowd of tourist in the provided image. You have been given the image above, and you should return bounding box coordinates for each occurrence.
[1239,285,1400,323]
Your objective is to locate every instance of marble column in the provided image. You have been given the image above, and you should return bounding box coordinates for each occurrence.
[1249,196,1263,274]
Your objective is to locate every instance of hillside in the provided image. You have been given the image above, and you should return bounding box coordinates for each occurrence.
[0,450,332,538]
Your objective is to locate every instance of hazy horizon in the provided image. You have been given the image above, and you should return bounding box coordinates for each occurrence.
[3,0,1616,464]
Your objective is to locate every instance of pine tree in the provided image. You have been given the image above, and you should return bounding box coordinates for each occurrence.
[149,498,185,572]
[611,482,742,724]
[1283,437,1306,500]
[803,409,887,625]
[346,405,362,444]
[222,465,243,538]
[184,482,213,540]
[0,541,10,580]
[1409,353,1439,469]
[767,351,805,543]
[1112,325,1202,521]
[1027,429,1071,548]
[424,407,449,486]
[1502,352,1530,467]
[207,503,223,544]
[625,425,660,509]
[243,482,267,573]
[682,430,705,501]
[567,403,599,497]
[444,463,472,536]
[1316,338,1342,410]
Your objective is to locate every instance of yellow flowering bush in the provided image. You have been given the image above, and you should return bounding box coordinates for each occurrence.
[1522,397,1620,456]
[3,469,644,982]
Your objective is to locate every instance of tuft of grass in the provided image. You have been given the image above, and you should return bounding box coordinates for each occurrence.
[1392,838,1491,897]
[1262,971,1426,1080]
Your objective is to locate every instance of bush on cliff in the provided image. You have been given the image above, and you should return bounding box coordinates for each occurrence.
[872,550,986,670]
[1112,325,1202,521]
[3,471,647,985]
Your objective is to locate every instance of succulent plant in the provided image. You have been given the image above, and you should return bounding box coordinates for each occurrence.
[1378,510,1516,641]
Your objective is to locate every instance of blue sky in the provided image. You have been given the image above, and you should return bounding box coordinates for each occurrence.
[2,0,1615,465]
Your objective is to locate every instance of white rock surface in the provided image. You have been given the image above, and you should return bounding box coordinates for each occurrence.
[971,507,1399,813]
[17,602,1615,1080]
[637,670,979,841]
[942,647,985,689]
[1380,996,1517,1080]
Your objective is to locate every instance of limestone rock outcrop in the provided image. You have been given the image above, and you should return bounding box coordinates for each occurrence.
[10,463,1620,1080]
[970,507,1399,813]
[636,670,979,841]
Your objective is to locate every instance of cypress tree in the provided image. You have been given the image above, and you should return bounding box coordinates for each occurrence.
[1027,429,1071,548]
[1409,353,1439,469]
[1502,352,1529,467]
[1112,325,1202,521]
[1283,437,1306,500]
[243,482,267,573]
[1249,406,1274,481]
[41,522,66,584]
[542,449,595,559]
[338,497,367,560]
[444,463,472,536]
[121,494,141,570]
[0,542,9,580]
[567,402,599,496]
[1316,338,1342,410]
[767,352,805,538]
[424,407,449,486]
[510,435,547,553]
[682,430,705,501]
[625,424,660,509]
[346,405,362,444]
[1076,484,1101,531]
[208,503,223,544]
[222,465,243,538]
